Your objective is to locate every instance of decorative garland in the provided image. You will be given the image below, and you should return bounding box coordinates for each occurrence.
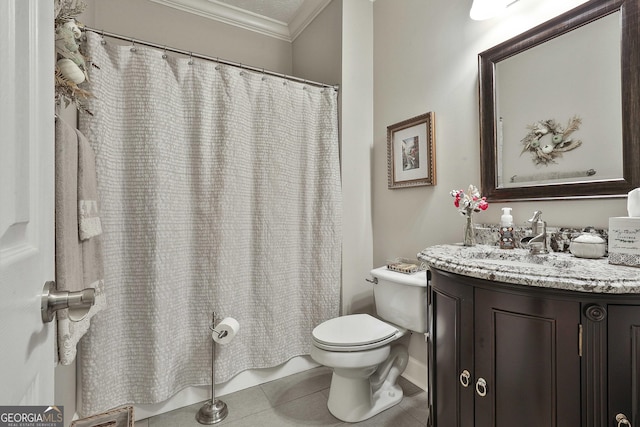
[54,0,93,113]
[520,115,582,165]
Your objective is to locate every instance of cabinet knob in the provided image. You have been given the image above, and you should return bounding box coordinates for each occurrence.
[459,370,471,388]
[585,304,607,322]
[616,413,631,426]
[475,377,487,397]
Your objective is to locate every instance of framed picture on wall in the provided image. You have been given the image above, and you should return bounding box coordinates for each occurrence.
[387,112,436,189]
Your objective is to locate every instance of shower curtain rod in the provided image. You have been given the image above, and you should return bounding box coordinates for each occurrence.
[83,27,340,91]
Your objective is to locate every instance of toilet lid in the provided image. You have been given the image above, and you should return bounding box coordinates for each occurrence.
[312,314,399,348]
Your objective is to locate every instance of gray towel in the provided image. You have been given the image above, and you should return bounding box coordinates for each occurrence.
[55,117,106,365]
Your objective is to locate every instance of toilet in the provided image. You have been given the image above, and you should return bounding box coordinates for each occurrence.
[310,266,428,422]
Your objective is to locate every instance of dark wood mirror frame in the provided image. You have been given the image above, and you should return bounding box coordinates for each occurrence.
[479,0,640,202]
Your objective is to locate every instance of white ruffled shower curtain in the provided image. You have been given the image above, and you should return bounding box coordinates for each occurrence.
[78,31,342,415]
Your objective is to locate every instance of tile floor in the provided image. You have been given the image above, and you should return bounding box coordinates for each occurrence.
[135,367,429,426]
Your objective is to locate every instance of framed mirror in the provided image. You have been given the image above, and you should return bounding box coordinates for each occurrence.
[479,0,640,201]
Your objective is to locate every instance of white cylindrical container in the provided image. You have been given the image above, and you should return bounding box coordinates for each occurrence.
[570,232,606,259]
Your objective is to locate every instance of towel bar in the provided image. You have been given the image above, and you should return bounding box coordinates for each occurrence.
[41,281,96,323]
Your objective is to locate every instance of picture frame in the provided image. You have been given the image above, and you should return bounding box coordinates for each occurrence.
[387,112,436,189]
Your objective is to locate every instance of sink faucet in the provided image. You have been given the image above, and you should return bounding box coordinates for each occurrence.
[521,210,548,254]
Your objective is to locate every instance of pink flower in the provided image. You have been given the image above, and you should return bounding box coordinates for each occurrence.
[450,185,489,215]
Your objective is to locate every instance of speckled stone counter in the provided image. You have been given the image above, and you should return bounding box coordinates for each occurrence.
[418,244,640,294]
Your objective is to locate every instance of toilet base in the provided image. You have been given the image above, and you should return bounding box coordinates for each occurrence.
[327,373,404,423]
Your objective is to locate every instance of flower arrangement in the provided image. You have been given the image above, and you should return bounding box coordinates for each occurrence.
[54,0,93,113]
[450,185,489,216]
[450,185,488,246]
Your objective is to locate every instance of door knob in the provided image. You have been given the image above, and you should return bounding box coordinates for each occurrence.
[41,281,95,323]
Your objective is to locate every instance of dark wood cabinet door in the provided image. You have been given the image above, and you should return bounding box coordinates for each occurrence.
[474,288,581,427]
[608,305,640,427]
[430,270,474,427]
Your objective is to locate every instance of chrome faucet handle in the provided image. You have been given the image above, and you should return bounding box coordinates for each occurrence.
[528,210,542,223]
[521,211,548,254]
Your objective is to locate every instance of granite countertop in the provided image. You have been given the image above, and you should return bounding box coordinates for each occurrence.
[418,244,640,294]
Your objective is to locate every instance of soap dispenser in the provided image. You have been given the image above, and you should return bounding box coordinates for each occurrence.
[499,207,515,249]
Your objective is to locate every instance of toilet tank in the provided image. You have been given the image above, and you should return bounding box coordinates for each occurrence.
[370,266,428,333]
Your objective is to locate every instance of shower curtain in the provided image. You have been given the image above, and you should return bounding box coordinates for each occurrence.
[78,31,342,415]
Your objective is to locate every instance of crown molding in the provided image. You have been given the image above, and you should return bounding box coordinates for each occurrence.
[150,0,332,42]
[288,0,333,41]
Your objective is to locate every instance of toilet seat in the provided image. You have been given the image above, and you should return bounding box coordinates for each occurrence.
[312,314,404,352]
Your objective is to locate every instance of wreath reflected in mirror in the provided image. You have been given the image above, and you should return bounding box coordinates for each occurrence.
[520,115,582,165]
[54,0,93,114]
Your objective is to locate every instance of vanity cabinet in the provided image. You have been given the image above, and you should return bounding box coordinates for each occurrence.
[422,243,640,426]
[429,269,582,427]
[474,287,581,427]
[607,306,640,427]
[429,270,473,427]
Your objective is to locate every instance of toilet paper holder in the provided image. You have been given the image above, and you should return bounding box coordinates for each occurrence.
[41,281,96,323]
[197,311,231,425]
[209,324,228,340]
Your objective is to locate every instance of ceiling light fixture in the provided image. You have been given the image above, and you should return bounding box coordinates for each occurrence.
[470,0,519,20]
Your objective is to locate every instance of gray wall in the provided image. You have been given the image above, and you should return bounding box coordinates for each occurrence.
[292,0,342,86]
[373,0,627,265]
[81,0,293,73]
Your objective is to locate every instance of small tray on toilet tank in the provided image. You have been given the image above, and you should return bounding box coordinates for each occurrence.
[386,258,426,274]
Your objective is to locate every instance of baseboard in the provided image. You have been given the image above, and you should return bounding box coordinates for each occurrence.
[401,355,428,391]
[134,355,320,420]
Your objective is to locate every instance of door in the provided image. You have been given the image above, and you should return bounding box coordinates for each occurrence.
[0,0,55,405]
[474,288,581,427]
[430,269,474,427]
[608,305,640,427]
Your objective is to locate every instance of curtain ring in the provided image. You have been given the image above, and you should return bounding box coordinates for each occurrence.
[239,64,245,76]
[162,46,168,59]
[188,52,194,65]
[282,73,288,85]
[215,57,220,70]
[261,68,266,82]
[100,30,106,45]
[130,38,137,52]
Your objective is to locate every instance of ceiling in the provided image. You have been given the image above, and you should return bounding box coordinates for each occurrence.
[150,0,333,42]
